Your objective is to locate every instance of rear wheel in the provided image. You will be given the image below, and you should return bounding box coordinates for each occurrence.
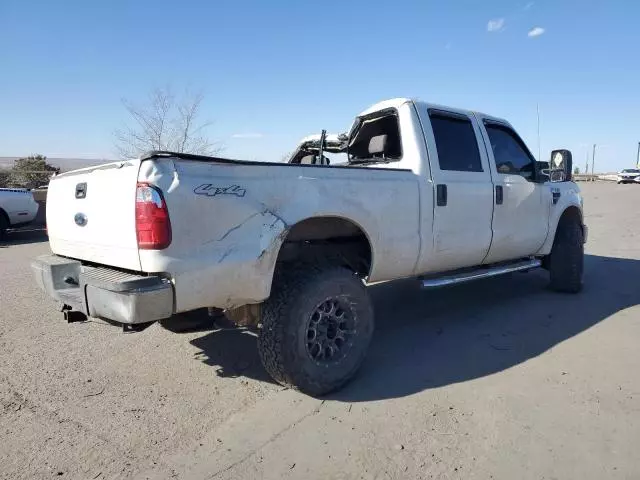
[258,264,374,396]
[548,217,584,293]
[0,212,8,240]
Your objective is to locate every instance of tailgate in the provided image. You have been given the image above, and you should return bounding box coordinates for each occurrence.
[46,160,143,271]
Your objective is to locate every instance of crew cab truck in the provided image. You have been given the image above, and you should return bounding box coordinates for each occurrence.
[32,98,586,395]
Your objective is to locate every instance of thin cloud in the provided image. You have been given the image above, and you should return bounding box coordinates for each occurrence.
[487,18,505,32]
[524,2,534,10]
[528,26,545,37]
[231,133,264,139]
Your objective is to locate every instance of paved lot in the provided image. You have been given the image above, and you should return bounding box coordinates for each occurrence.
[1,182,639,480]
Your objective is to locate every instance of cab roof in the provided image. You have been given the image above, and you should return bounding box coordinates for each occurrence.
[357,97,504,124]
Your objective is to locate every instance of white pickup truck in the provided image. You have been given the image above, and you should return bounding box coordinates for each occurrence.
[32,98,586,395]
[0,188,40,238]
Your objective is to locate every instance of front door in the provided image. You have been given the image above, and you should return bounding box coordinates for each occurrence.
[478,118,550,263]
[417,107,495,273]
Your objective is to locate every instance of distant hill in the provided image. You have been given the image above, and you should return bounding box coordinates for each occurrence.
[0,157,112,173]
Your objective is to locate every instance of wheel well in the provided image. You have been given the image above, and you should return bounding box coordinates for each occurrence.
[542,206,583,270]
[275,217,373,277]
[558,206,582,231]
[552,206,583,250]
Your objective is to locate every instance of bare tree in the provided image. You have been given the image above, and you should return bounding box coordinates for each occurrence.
[114,87,223,159]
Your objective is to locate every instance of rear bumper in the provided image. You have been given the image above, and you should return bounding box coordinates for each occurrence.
[31,254,174,324]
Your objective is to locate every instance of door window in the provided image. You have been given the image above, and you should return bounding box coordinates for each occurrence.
[485,123,536,179]
[429,113,483,172]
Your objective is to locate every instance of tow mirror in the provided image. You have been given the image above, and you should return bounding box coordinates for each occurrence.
[549,149,573,182]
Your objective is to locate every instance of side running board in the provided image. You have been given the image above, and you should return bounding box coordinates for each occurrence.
[421,259,542,289]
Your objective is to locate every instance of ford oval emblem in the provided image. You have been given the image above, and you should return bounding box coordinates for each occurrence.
[74,213,88,227]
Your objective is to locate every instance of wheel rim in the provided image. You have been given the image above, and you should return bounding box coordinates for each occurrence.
[305,297,355,364]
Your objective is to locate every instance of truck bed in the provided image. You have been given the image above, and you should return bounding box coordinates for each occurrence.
[45,151,421,312]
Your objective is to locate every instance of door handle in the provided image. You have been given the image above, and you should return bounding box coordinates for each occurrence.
[495,185,503,205]
[436,184,447,207]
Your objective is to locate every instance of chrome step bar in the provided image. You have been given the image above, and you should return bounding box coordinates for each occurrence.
[421,258,542,289]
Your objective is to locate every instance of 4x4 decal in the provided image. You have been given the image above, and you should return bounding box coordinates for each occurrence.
[194,184,246,198]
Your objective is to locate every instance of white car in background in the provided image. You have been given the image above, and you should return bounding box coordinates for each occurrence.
[0,188,40,238]
[617,169,640,184]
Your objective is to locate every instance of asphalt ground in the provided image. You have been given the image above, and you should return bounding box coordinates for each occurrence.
[1,181,639,480]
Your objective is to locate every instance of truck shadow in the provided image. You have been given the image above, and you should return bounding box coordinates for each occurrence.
[189,254,640,398]
[334,254,640,402]
[0,227,48,247]
[190,326,275,383]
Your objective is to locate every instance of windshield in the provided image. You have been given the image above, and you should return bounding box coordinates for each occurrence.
[621,169,640,173]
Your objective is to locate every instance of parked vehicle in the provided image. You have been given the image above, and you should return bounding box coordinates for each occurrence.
[0,188,40,238]
[617,169,640,184]
[32,98,586,395]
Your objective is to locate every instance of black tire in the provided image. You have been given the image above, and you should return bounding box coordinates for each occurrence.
[258,264,374,396]
[0,212,8,240]
[548,217,584,293]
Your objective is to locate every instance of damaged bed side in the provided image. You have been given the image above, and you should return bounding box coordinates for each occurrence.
[137,154,291,319]
[135,150,415,328]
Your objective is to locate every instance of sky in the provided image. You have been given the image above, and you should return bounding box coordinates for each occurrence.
[1,0,639,171]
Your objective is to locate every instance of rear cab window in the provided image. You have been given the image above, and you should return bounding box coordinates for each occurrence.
[348,111,402,164]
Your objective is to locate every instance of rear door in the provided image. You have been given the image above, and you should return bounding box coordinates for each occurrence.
[477,118,550,263]
[46,161,143,271]
[417,106,495,272]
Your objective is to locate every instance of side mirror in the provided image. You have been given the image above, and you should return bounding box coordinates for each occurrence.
[549,149,573,182]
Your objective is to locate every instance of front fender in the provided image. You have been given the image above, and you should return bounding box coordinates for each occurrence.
[536,183,584,256]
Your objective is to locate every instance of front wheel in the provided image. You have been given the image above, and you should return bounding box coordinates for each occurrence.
[548,218,584,293]
[258,265,374,396]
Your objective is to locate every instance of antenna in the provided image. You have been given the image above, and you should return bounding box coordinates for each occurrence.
[536,104,541,162]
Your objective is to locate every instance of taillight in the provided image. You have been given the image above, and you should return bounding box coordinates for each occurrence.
[135,183,172,249]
